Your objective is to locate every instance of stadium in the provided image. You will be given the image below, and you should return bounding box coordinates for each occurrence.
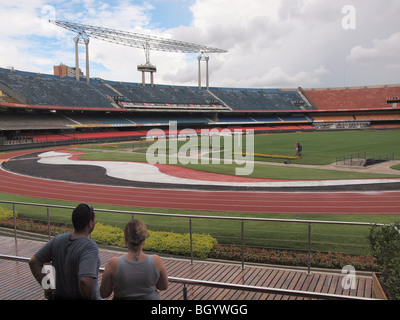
[0,17,400,303]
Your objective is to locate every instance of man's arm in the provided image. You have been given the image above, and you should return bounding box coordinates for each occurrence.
[29,255,54,299]
[79,276,95,300]
[29,255,45,286]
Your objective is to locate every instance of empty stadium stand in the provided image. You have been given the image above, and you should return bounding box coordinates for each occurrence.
[0,66,399,150]
[0,68,117,109]
[208,87,311,111]
[304,85,400,111]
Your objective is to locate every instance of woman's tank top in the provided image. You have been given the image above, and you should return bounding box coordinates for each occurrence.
[112,255,161,300]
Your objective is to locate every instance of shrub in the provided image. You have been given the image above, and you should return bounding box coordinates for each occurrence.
[368,223,400,300]
[0,217,72,236]
[145,231,217,259]
[0,206,16,221]
[210,244,377,271]
[91,223,125,248]
[91,223,217,259]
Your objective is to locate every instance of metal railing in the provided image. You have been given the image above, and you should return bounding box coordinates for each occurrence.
[0,200,384,275]
[0,253,378,300]
[336,152,367,166]
[336,152,395,166]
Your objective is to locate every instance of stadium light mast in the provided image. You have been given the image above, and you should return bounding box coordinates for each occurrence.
[50,20,227,88]
[198,52,209,90]
[72,31,90,82]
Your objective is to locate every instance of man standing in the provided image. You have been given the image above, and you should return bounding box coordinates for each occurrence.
[295,142,302,156]
[29,203,101,300]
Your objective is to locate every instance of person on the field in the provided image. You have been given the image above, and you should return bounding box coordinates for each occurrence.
[295,142,302,156]
[100,219,168,300]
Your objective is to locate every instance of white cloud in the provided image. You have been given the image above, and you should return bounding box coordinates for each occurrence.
[166,0,400,88]
[1,0,400,88]
[346,33,400,65]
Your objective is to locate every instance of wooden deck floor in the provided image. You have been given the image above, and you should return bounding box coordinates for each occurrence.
[0,235,373,300]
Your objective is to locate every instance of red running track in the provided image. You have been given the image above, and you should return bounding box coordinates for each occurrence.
[0,164,399,215]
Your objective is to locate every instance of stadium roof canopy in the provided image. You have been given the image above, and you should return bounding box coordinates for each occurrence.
[50,20,227,54]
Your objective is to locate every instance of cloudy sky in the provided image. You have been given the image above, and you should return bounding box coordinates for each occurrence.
[0,0,399,89]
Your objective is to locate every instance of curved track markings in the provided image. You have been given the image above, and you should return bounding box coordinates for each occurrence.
[0,149,399,214]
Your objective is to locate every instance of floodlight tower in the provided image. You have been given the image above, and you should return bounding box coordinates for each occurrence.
[50,20,227,88]
[198,51,209,90]
[137,42,157,87]
[73,31,90,82]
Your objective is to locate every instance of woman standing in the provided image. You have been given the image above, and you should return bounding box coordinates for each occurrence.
[100,219,168,300]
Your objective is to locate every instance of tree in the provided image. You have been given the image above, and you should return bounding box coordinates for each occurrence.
[368,223,400,300]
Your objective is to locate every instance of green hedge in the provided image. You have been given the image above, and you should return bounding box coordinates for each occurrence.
[0,207,16,220]
[0,209,218,259]
[145,230,217,259]
[91,223,125,247]
[91,223,217,259]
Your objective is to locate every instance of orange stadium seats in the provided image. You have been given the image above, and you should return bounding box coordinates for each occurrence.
[305,86,400,110]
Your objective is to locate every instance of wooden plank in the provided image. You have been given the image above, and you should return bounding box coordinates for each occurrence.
[328,275,340,295]
[272,271,295,300]
[0,236,374,300]
[240,268,269,300]
[322,274,333,294]
[237,267,267,300]
[284,271,304,300]
[356,277,370,298]
[249,268,275,300]
[308,273,321,295]
[364,276,372,298]
[203,266,251,300]
[213,266,248,300]
[185,263,231,299]
[335,275,344,295]
[189,264,233,300]
[259,269,286,300]
[278,271,302,301]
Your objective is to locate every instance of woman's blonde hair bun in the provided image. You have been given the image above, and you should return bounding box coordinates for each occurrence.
[124,219,148,248]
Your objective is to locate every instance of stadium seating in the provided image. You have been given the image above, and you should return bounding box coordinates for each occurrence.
[108,82,217,105]
[0,69,116,109]
[354,113,400,120]
[1,66,399,149]
[92,115,134,126]
[250,115,282,123]
[208,88,312,111]
[0,113,76,129]
[0,68,312,113]
[305,86,400,110]
[311,114,355,121]
[216,115,257,123]
[277,115,311,122]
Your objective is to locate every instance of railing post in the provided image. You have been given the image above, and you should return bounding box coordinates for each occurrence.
[241,220,245,270]
[13,204,17,242]
[189,218,193,265]
[307,223,312,275]
[183,284,188,300]
[47,207,51,240]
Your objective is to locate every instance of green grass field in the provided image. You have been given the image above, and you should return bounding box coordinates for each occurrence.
[1,129,400,255]
[78,129,400,180]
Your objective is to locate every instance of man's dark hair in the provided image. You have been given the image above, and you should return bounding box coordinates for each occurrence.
[72,203,95,231]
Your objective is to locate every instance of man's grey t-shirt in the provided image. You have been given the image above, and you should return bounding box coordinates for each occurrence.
[35,233,101,300]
